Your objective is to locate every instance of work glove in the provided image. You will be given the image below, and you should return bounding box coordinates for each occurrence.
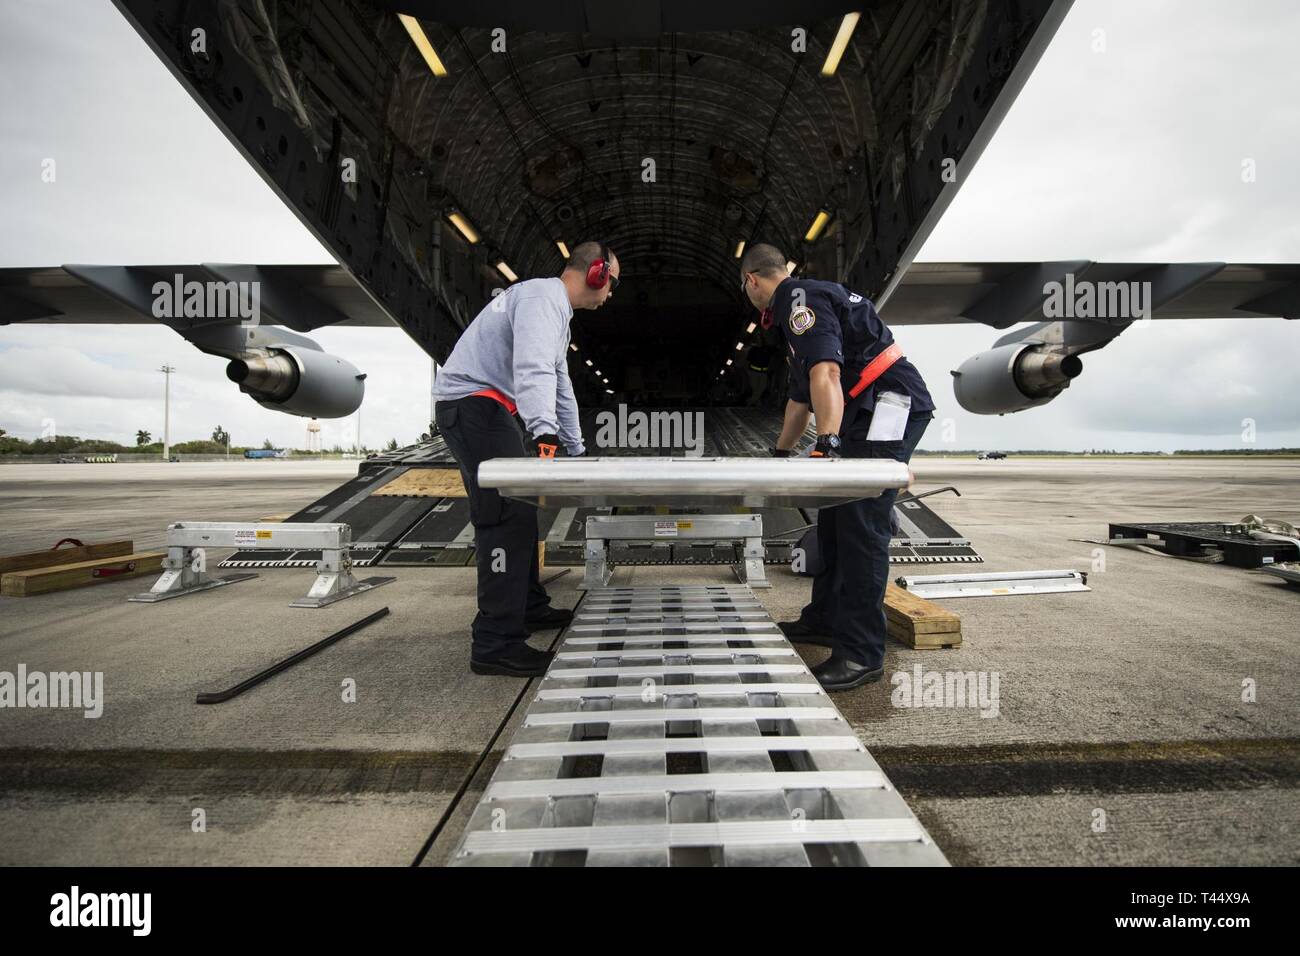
[531,433,562,458]
[770,447,793,458]
[810,434,842,459]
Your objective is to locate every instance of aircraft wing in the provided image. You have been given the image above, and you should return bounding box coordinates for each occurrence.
[880,262,1300,327]
[0,264,397,330]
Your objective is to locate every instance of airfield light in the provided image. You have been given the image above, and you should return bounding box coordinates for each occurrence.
[821,13,861,77]
[399,15,449,77]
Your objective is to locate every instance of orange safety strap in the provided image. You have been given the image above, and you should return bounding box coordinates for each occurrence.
[470,388,518,415]
[847,342,904,399]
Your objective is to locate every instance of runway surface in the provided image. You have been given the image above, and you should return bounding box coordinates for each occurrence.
[0,457,1296,865]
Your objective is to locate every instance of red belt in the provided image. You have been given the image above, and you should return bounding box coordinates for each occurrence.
[848,343,903,399]
[470,388,517,415]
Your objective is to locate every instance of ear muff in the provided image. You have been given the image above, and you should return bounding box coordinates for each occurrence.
[585,242,611,289]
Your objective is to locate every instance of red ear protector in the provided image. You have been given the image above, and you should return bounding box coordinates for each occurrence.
[585,242,612,289]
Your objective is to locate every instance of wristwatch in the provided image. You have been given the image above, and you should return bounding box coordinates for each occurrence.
[811,434,842,458]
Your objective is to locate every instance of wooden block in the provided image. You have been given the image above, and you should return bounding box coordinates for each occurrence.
[1,552,165,597]
[371,467,467,498]
[885,583,961,649]
[0,540,133,575]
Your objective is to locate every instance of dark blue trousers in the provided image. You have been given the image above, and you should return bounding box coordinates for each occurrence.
[801,413,931,668]
[434,396,553,658]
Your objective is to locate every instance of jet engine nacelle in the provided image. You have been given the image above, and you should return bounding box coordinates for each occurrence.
[226,347,365,419]
[951,343,1082,415]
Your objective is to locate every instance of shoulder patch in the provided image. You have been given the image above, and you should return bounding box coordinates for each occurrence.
[789,306,816,335]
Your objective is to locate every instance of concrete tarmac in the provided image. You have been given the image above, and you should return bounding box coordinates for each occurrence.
[0,457,1296,866]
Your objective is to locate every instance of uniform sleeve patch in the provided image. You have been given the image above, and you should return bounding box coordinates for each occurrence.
[789,306,816,334]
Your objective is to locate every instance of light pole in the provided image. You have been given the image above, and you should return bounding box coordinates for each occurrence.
[159,365,175,461]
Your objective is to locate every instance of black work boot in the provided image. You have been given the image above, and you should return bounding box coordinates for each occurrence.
[470,643,554,677]
[812,655,884,692]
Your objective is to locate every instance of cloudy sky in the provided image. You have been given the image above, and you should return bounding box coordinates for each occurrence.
[1,0,1297,452]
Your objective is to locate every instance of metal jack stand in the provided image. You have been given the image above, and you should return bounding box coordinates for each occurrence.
[129,522,394,608]
[582,513,769,590]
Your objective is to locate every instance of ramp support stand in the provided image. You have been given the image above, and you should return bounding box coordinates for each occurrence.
[129,521,394,608]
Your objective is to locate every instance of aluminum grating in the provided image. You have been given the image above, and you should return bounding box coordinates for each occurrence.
[449,584,947,866]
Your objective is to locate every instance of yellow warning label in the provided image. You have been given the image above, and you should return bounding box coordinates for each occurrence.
[677,521,693,529]
[256,530,273,539]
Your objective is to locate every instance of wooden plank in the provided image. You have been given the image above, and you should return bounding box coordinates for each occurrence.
[885,583,961,649]
[371,467,466,498]
[257,513,294,523]
[1,552,165,597]
[0,540,133,576]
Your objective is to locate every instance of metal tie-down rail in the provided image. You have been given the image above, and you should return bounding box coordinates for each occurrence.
[450,585,947,866]
[128,521,394,608]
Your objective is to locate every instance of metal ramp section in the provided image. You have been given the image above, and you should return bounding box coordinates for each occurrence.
[450,585,946,867]
[1109,521,1300,568]
[890,491,982,564]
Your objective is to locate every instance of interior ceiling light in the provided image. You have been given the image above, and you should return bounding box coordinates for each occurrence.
[447,211,479,244]
[735,342,744,350]
[569,343,578,352]
[585,359,593,367]
[804,210,831,243]
[745,322,756,334]
[556,240,570,258]
[821,12,861,77]
[496,261,517,283]
[725,359,733,366]
[786,260,798,274]
[399,15,449,77]
[733,240,746,258]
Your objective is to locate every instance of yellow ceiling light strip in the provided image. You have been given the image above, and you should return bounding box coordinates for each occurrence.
[821,12,861,77]
[399,15,448,77]
[804,210,831,242]
[447,211,479,244]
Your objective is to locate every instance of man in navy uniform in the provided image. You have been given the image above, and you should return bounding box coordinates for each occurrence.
[434,242,620,677]
[740,243,934,691]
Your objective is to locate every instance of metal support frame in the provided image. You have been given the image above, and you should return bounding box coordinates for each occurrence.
[129,521,394,608]
[583,513,768,590]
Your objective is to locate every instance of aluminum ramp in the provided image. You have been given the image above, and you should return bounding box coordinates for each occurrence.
[450,585,947,866]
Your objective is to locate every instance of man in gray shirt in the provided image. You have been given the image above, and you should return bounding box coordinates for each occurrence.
[434,242,620,676]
